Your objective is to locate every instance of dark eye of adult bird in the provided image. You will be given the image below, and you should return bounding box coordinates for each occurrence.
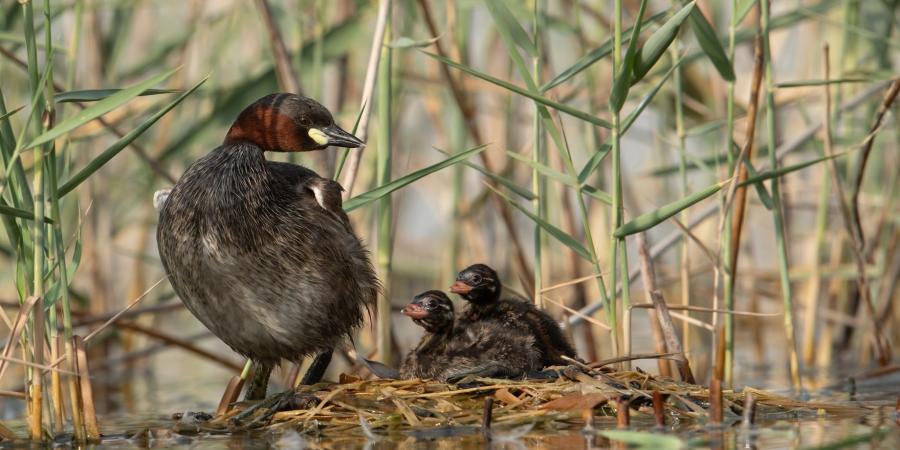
[449,263,578,368]
[156,93,378,402]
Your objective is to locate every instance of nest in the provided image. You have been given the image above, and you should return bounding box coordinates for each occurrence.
[184,366,867,438]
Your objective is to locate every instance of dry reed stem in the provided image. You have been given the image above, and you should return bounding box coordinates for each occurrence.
[0,295,40,383]
[636,233,694,383]
[416,0,534,291]
[572,78,891,326]
[821,45,891,366]
[340,0,390,195]
[74,336,99,442]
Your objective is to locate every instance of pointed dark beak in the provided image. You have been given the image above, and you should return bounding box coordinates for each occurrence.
[401,303,428,320]
[323,124,364,148]
[448,281,472,295]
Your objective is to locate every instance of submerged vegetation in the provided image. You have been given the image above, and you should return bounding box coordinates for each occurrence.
[0,0,897,447]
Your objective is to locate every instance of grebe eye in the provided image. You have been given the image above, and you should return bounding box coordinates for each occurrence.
[471,274,483,284]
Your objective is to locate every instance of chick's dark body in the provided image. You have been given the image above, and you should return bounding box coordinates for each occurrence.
[399,291,540,381]
[157,142,377,366]
[457,299,575,367]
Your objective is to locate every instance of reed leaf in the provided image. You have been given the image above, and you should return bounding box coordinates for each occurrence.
[57,76,205,197]
[507,151,577,186]
[343,144,487,212]
[484,0,536,57]
[421,51,612,128]
[541,11,668,92]
[577,144,611,184]
[583,184,613,204]
[610,0,647,112]
[633,1,695,81]
[0,204,54,223]
[53,88,180,103]
[23,68,179,151]
[485,183,592,261]
[688,7,735,81]
[0,105,24,122]
[615,181,727,238]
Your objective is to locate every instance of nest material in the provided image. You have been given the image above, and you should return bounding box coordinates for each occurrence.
[198,368,867,436]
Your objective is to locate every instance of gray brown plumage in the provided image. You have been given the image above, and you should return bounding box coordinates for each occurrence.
[450,264,577,367]
[399,290,541,381]
[156,94,378,395]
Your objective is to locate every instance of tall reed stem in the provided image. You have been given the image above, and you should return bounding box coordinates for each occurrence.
[760,0,802,391]
[607,0,624,357]
[531,0,545,306]
[722,0,739,389]
[375,12,393,365]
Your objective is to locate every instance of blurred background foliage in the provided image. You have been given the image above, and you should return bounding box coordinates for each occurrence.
[0,0,897,421]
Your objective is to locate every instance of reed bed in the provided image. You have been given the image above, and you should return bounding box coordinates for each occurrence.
[0,0,898,445]
[194,367,870,436]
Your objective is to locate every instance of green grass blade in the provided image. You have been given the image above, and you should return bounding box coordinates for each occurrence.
[0,204,54,223]
[610,0,648,111]
[741,155,774,210]
[737,151,850,188]
[736,0,756,23]
[775,77,878,88]
[0,105,24,122]
[577,143,611,184]
[57,76,206,197]
[688,7,735,81]
[484,0,537,57]
[622,62,680,132]
[614,180,726,238]
[53,88,181,103]
[421,51,612,128]
[485,183,592,261]
[507,151,577,186]
[436,148,535,200]
[24,68,179,150]
[583,184,613,204]
[633,1,695,81]
[343,144,487,212]
[541,10,667,92]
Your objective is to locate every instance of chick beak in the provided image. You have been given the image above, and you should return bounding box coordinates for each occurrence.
[448,281,473,295]
[401,303,428,320]
[322,124,364,148]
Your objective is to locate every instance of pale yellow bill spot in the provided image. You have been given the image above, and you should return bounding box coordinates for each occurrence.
[308,128,329,146]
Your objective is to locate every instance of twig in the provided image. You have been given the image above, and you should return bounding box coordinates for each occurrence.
[83,277,165,342]
[481,397,494,441]
[636,233,695,383]
[253,0,301,94]
[848,79,900,245]
[340,0,390,195]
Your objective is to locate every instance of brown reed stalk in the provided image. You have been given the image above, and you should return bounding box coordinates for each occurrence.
[821,45,892,366]
[636,233,694,383]
[416,0,534,291]
[74,336,99,442]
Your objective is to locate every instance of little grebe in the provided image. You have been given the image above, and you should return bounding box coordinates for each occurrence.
[450,264,576,367]
[157,93,378,399]
[399,290,540,381]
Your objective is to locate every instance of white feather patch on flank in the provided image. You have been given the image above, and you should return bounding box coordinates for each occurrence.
[153,188,171,210]
[309,184,326,209]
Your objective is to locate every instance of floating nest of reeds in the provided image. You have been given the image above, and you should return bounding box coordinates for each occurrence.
[175,366,868,438]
